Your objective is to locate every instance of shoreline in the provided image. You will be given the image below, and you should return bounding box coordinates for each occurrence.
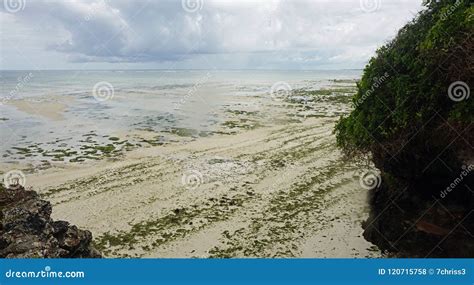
[2,79,381,258]
[27,122,379,258]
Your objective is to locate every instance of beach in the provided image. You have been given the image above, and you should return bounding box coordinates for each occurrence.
[1,70,380,258]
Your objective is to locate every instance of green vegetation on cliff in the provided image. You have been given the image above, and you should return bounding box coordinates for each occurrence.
[335,0,473,163]
[334,0,473,257]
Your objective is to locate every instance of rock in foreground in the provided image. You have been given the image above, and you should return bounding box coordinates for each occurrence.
[0,185,101,258]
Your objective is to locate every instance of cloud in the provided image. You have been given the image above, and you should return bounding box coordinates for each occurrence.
[0,0,424,69]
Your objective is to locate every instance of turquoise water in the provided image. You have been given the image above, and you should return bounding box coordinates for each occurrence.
[0,70,361,166]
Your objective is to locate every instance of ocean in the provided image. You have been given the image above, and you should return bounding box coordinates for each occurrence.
[0,69,361,168]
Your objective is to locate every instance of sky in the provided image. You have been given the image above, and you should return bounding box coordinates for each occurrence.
[0,0,425,70]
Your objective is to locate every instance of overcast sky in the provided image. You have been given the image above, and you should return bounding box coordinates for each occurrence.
[0,0,424,70]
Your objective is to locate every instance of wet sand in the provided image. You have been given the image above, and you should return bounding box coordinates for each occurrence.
[23,83,381,258]
[8,97,73,121]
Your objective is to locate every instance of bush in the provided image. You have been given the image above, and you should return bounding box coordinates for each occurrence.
[335,0,473,169]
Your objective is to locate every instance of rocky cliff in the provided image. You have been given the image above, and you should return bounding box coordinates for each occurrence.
[0,185,101,258]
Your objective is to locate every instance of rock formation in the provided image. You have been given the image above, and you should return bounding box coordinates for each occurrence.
[0,184,101,258]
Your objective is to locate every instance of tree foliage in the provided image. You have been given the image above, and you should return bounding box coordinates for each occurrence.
[335,0,473,163]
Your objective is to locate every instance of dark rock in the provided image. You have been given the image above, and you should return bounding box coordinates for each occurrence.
[363,174,474,258]
[0,186,101,258]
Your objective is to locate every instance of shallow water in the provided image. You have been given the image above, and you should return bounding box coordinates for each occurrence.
[4,69,382,258]
[0,69,361,167]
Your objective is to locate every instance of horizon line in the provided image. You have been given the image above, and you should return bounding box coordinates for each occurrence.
[0,68,364,72]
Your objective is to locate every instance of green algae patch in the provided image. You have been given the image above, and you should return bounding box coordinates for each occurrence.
[94,191,256,257]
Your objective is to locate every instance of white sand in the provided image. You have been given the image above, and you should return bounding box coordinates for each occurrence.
[26,113,379,258]
[12,81,380,258]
